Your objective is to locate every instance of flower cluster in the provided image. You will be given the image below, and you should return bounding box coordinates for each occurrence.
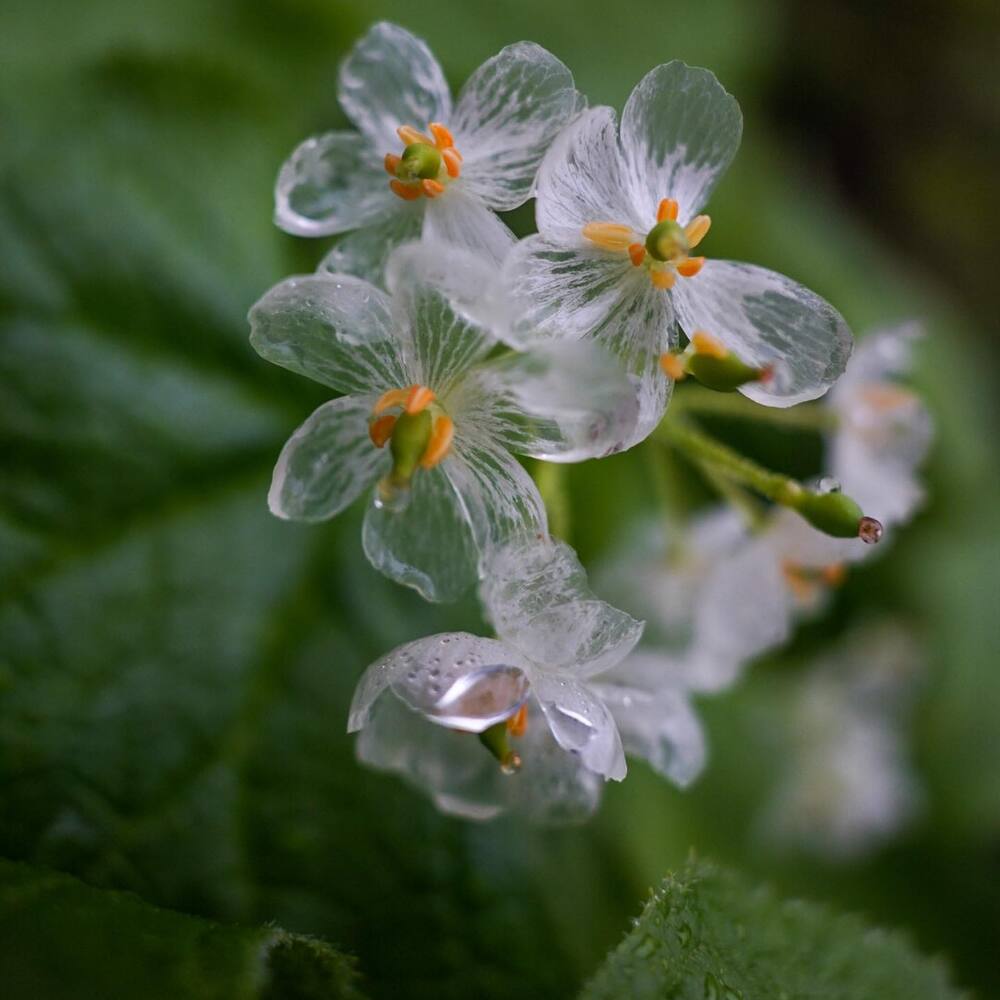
[250,23,931,822]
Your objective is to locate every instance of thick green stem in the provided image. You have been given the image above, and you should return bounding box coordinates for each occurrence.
[670,385,835,431]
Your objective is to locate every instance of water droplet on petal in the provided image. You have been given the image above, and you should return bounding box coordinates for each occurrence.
[374,478,411,512]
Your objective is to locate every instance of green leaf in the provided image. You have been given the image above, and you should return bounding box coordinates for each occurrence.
[581,861,965,1000]
[0,857,364,999]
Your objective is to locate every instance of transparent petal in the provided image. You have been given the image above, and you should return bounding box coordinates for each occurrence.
[500,237,677,449]
[268,394,387,523]
[337,21,452,151]
[248,274,408,395]
[422,189,517,269]
[273,131,393,237]
[531,672,627,781]
[347,631,526,732]
[317,203,424,287]
[671,259,853,407]
[362,464,479,602]
[480,536,644,678]
[458,341,642,461]
[534,105,646,243]
[384,241,498,396]
[590,679,706,787]
[452,42,579,211]
[620,61,743,224]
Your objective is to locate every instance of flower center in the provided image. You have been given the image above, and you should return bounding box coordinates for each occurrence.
[581,197,711,290]
[368,384,454,510]
[384,123,463,201]
[477,703,529,774]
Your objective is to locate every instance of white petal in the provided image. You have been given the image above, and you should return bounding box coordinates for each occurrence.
[338,22,452,150]
[534,105,646,243]
[268,394,387,522]
[274,131,393,237]
[384,241,498,396]
[362,464,479,602]
[422,189,517,268]
[317,204,424,287]
[532,672,627,781]
[620,61,742,224]
[500,236,676,449]
[671,260,853,406]
[452,42,579,211]
[347,631,526,732]
[248,274,408,395]
[480,537,643,678]
[590,678,706,787]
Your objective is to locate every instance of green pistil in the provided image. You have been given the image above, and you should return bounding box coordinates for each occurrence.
[396,142,442,181]
[388,409,432,487]
[645,219,688,262]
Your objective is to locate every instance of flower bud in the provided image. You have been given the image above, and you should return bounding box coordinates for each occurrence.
[792,489,869,539]
[644,219,688,262]
[686,351,766,393]
[396,142,443,181]
[478,720,522,774]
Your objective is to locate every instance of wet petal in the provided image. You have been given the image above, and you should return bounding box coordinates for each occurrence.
[268,394,387,522]
[671,259,853,406]
[620,61,742,224]
[317,203,424,287]
[274,131,392,237]
[362,464,479,602]
[248,273,408,395]
[422,189,517,269]
[453,42,579,211]
[338,22,452,150]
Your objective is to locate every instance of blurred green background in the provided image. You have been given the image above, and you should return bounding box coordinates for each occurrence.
[1,0,998,997]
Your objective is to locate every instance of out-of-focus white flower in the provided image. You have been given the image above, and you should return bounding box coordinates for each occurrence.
[500,61,853,448]
[249,243,638,602]
[275,21,580,283]
[348,537,705,822]
[758,623,923,859]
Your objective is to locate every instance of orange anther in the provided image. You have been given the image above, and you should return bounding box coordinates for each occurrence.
[506,703,528,738]
[659,352,687,381]
[429,122,454,148]
[821,563,847,587]
[406,384,436,414]
[372,387,413,415]
[384,153,401,175]
[650,269,676,290]
[420,415,455,469]
[691,331,728,358]
[368,414,397,448]
[684,214,712,248]
[676,256,705,278]
[421,178,445,198]
[859,384,915,413]
[442,147,462,178]
[627,242,647,267]
[657,198,679,222]
[397,125,433,146]
[389,179,421,201]
[582,222,635,251]
[781,561,815,603]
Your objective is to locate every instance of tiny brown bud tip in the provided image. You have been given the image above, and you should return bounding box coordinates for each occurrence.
[858,516,884,545]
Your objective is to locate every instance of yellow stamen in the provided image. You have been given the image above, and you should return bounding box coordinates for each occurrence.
[384,153,401,175]
[650,269,676,290]
[627,242,647,267]
[405,385,436,414]
[389,179,421,201]
[429,122,454,148]
[506,703,528,738]
[420,415,454,469]
[582,222,635,252]
[684,214,712,248]
[372,387,413,415]
[397,125,433,146]
[781,561,816,603]
[660,352,687,381]
[657,198,679,222]
[676,256,705,278]
[421,178,445,198]
[821,563,847,587]
[691,331,728,358]
[368,414,397,448]
[442,147,462,178]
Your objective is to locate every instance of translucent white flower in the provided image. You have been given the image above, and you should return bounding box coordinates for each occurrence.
[501,61,853,447]
[348,536,705,822]
[249,243,637,602]
[275,21,580,283]
[758,623,922,859]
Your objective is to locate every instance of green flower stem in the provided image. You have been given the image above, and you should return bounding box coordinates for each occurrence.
[693,455,769,530]
[670,385,835,431]
[534,461,572,541]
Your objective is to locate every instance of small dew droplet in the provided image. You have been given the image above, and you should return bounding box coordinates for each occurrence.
[818,476,841,494]
[858,515,883,544]
[500,752,522,775]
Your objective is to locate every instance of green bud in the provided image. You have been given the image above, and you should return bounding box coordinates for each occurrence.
[792,489,865,538]
[644,219,688,262]
[389,409,432,485]
[686,352,765,393]
[478,721,521,774]
[396,142,442,181]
